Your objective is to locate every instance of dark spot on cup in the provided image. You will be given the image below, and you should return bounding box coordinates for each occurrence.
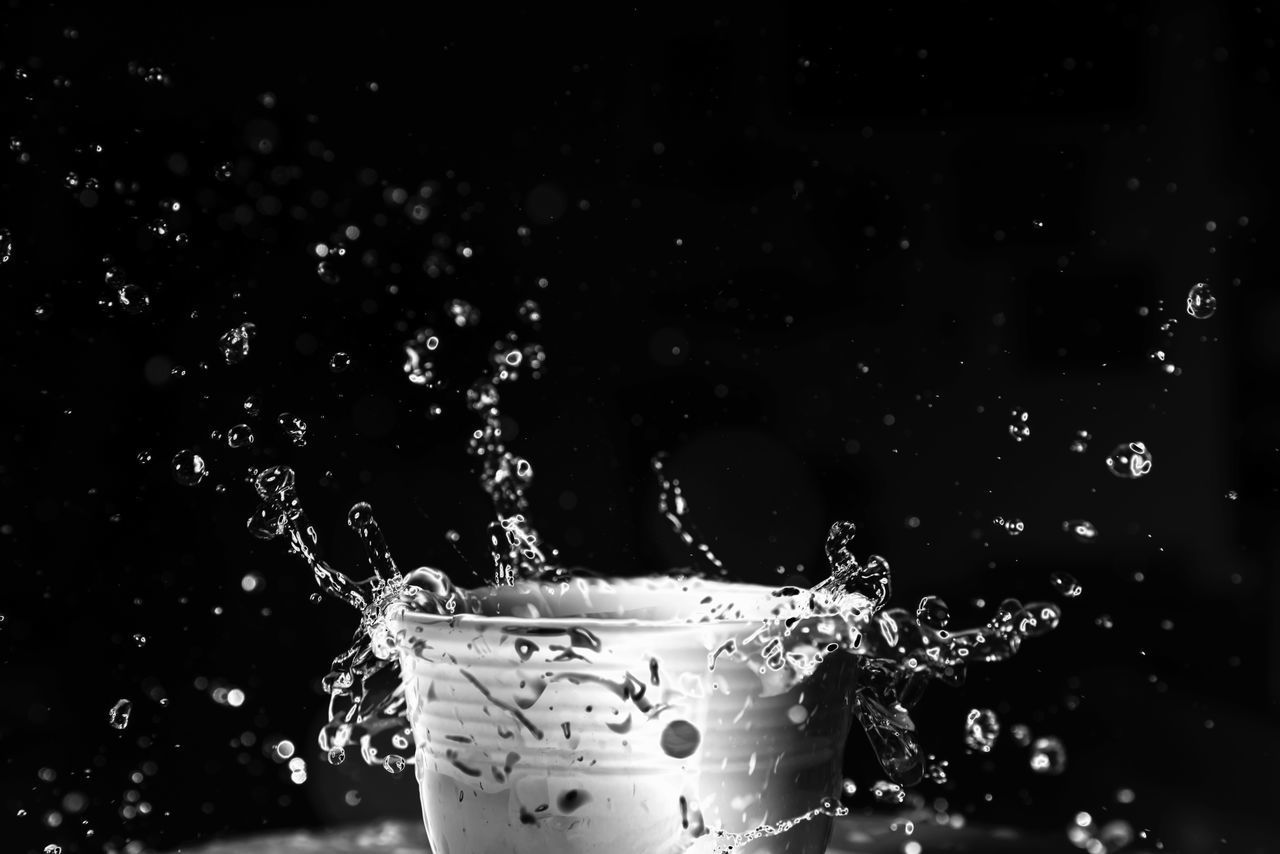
[519,807,536,825]
[660,719,701,759]
[557,788,591,813]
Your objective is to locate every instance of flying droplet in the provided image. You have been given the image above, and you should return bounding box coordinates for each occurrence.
[1050,571,1083,598]
[347,501,374,531]
[870,780,905,803]
[1029,736,1067,775]
[1098,820,1135,851]
[517,299,542,325]
[1185,282,1217,319]
[1008,408,1030,442]
[1105,441,1153,479]
[915,595,950,628]
[1010,723,1033,746]
[1225,489,1238,501]
[278,412,308,447]
[108,698,132,730]
[446,298,479,327]
[994,516,1025,536]
[329,352,350,373]
[253,465,294,497]
[316,259,340,284]
[1068,429,1091,453]
[382,755,406,774]
[0,228,13,264]
[171,450,207,486]
[964,708,999,753]
[219,323,255,365]
[215,161,233,181]
[226,424,255,449]
[117,284,150,315]
[327,747,346,765]
[1063,519,1097,542]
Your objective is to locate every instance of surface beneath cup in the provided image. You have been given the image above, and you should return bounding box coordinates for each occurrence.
[165,816,1075,853]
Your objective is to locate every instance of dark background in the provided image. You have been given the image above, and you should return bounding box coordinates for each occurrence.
[2,3,1277,853]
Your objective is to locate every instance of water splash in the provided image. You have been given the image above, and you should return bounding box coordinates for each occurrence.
[652,453,727,576]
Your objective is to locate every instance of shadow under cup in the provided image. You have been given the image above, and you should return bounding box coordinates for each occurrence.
[389,577,859,854]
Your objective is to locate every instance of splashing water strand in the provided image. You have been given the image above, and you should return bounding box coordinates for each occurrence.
[228,282,1069,850]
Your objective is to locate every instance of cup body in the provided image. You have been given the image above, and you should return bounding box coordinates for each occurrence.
[391,577,857,854]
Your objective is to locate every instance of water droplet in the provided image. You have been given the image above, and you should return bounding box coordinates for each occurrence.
[1050,571,1083,597]
[517,299,542,325]
[136,450,152,465]
[964,708,999,753]
[1186,282,1217,319]
[242,395,261,417]
[1105,441,1153,479]
[347,502,375,531]
[215,161,233,181]
[316,259,340,284]
[870,780,905,803]
[171,450,207,486]
[1063,519,1097,542]
[382,754,406,774]
[0,229,12,264]
[226,424,254,449]
[117,284,150,315]
[253,465,294,497]
[994,516,1025,536]
[1098,820,1135,851]
[1068,429,1091,453]
[446,298,480,327]
[1010,723,1033,746]
[403,328,440,386]
[219,323,255,365]
[108,698,132,730]
[1225,489,1238,500]
[516,458,533,479]
[327,747,346,765]
[1095,614,1115,629]
[1008,408,1030,442]
[841,779,857,796]
[329,352,350,373]
[133,633,147,647]
[915,595,950,628]
[1029,736,1067,774]
[278,412,308,447]
[44,846,62,854]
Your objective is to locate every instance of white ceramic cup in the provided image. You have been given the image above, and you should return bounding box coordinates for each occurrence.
[389,576,858,854]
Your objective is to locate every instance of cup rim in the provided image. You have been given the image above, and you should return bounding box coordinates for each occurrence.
[388,607,761,632]
[386,575,788,633]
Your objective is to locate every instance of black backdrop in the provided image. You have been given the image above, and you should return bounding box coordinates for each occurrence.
[2,4,1277,853]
